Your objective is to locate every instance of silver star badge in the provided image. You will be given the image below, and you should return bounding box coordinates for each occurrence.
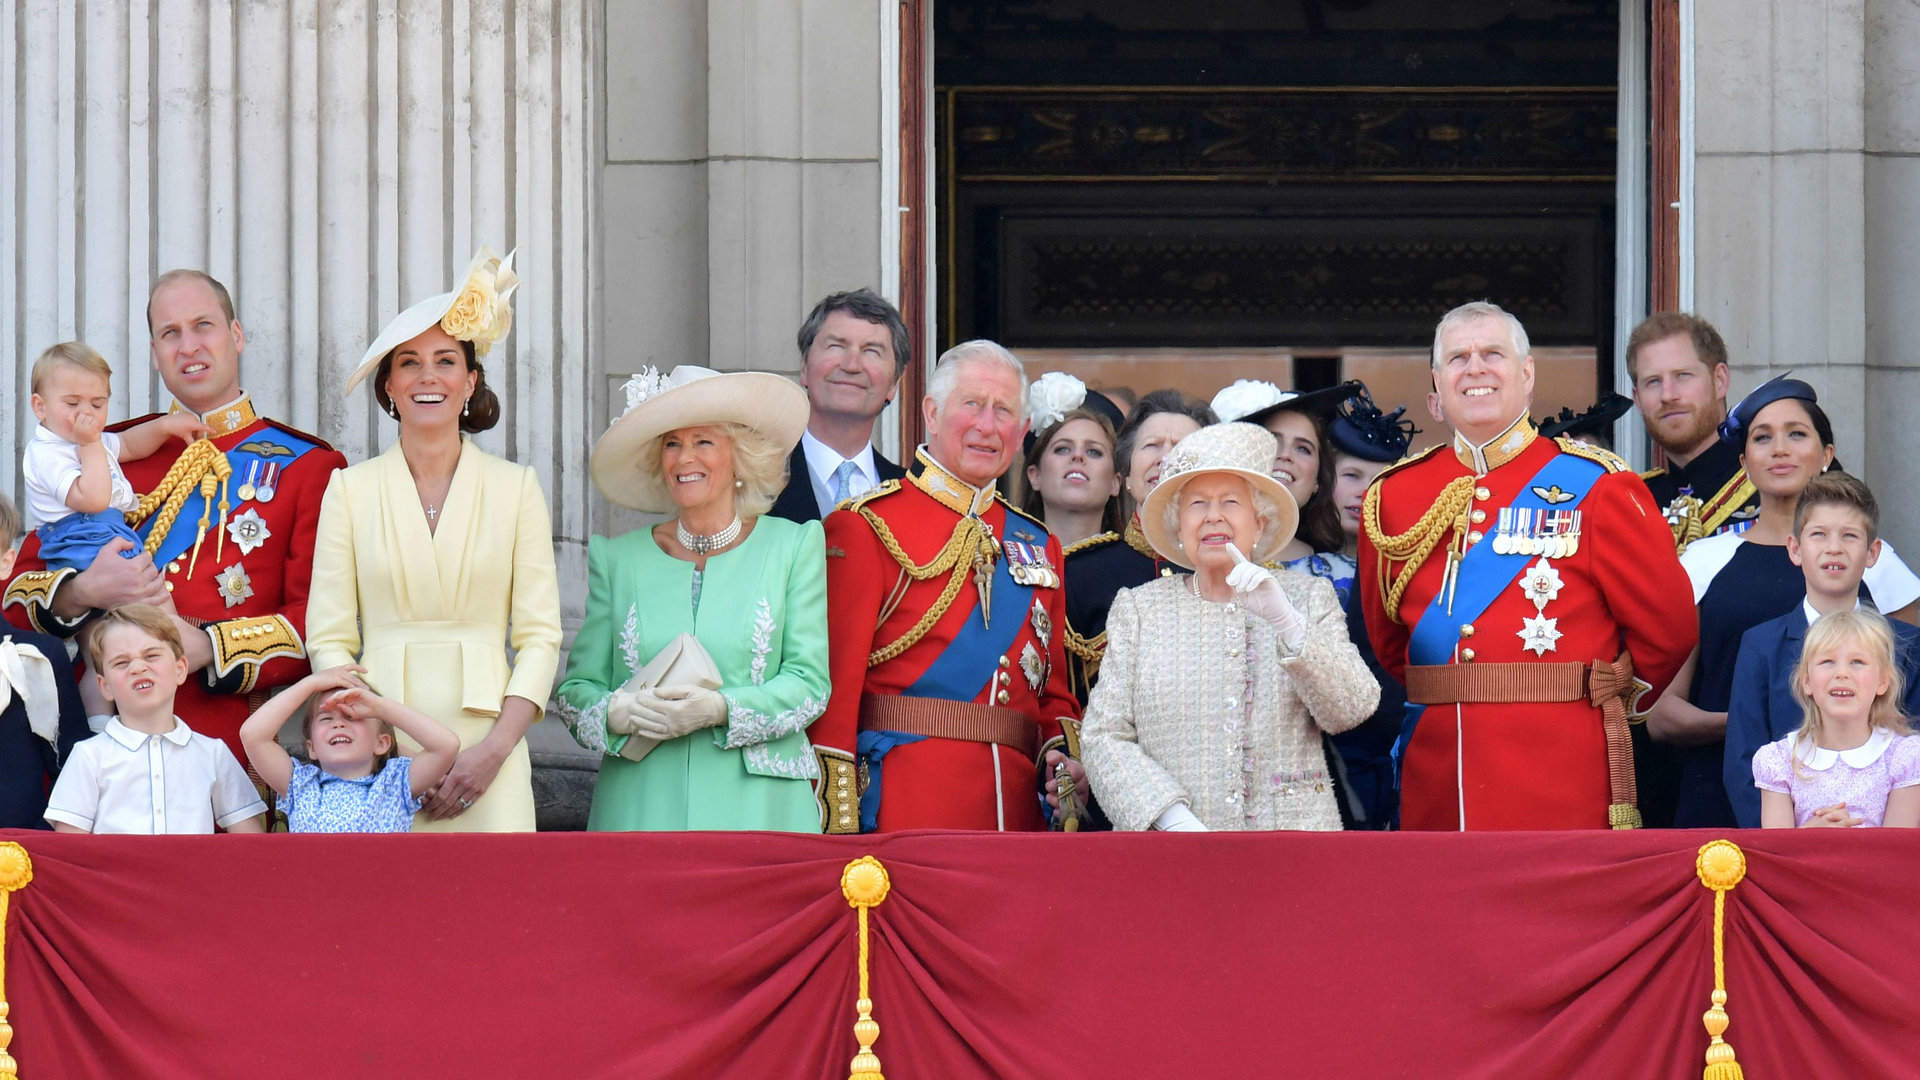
[1020,641,1046,691]
[226,508,272,555]
[1518,559,1564,611]
[1029,598,1052,646]
[216,563,255,609]
[1518,612,1563,656]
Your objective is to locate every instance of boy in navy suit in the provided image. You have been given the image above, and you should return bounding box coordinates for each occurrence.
[0,494,90,828]
[1724,472,1920,826]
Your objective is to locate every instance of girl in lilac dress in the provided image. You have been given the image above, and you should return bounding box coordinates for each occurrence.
[1754,608,1920,828]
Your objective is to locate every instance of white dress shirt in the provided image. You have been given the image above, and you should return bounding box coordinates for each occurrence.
[799,430,880,516]
[45,717,265,834]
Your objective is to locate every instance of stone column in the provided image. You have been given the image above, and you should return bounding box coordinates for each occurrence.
[0,0,599,601]
[599,0,888,537]
[1863,0,1920,548]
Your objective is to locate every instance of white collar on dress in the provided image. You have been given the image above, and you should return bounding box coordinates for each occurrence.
[1794,726,1896,771]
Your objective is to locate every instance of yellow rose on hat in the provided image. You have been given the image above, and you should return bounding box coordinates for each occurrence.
[441,274,498,343]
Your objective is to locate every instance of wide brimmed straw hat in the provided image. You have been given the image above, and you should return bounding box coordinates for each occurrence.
[1139,422,1299,570]
[343,246,519,396]
[589,365,809,512]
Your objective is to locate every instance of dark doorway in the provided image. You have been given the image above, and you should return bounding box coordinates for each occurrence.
[934,0,1621,441]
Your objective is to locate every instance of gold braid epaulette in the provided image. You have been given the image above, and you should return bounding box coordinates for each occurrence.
[856,504,995,666]
[127,439,232,557]
[1362,473,1476,623]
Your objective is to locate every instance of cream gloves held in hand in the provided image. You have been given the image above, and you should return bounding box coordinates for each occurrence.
[1224,545,1307,652]
[605,686,729,741]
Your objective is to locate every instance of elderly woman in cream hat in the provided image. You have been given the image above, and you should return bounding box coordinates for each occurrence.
[307,247,562,832]
[553,365,831,832]
[1080,422,1379,831]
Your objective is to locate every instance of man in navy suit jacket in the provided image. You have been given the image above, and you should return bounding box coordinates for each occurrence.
[769,289,910,523]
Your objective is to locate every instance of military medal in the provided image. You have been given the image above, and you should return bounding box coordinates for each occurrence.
[1029,598,1052,646]
[238,461,259,502]
[255,462,279,503]
[1519,559,1564,610]
[1518,612,1563,656]
[226,508,272,555]
[1020,641,1046,691]
[215,563,255,609]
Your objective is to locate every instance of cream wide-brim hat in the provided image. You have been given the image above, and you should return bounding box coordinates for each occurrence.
[343,246,519,397]
[589,365,809,512]
[1139,422,1300,570]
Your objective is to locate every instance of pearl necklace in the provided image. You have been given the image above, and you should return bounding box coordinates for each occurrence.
[677,515,742,555]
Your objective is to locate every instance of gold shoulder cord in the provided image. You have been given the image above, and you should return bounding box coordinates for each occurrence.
[857,506,994,666]
[127,439,233,575]
[1362,474,1475,622]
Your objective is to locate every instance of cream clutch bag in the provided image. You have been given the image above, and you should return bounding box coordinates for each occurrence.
[616,633,723,763]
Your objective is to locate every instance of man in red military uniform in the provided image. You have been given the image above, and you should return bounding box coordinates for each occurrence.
[814,340,1079,834]
[1359,301,1696,830]
[5,270,347,769]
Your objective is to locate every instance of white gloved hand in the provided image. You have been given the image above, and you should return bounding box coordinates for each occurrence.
[629,686,730,741]
[1225,545,1307,651]
[605,690,643,735]
[1153,803,1209,832]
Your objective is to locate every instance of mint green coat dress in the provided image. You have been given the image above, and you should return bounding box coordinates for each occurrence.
[554,518,829,831]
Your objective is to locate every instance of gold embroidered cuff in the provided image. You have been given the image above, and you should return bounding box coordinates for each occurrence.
[816,748,861,835]
[2,569,81,635]
[206,614,305,695]
[1057,717,1083,762]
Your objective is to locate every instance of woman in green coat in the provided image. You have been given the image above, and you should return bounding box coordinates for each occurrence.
[556,366,829,831]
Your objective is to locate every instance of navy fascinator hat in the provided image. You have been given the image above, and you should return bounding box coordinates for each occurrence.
[1327,384,1418,463]
[1716,373,1818,446]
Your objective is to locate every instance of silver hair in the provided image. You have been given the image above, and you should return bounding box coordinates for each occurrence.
[926,339,1030,422]
[1159,475,1286,558]
[1431,301,1531,370]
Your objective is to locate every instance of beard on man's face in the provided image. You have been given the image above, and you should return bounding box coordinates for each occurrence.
[1649,400,1725,456]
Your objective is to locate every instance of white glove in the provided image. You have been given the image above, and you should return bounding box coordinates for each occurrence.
[605,690,643,735]
[1153,803,1209,832]
[1225,545,1307,651]
[629,686,729,741]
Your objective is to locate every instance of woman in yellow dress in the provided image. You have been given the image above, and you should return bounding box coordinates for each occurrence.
[306,248,562,832]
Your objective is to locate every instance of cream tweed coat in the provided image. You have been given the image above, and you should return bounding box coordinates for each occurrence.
[1082,571,1380,831]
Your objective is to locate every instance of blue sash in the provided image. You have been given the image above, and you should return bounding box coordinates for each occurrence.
[1390,452,1607,783]
[860,515,1044,830]
[137,427,317,566]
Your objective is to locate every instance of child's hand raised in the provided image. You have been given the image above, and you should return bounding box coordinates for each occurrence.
[302,664,369,695]
[71,411,104,444]
[1801,802,1864,828]
[159,411,212,443]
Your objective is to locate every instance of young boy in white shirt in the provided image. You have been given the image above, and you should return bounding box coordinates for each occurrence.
[45,606,265,834]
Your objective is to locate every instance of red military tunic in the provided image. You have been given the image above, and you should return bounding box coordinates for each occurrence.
[4,393,347,762]
[815,450,1079,833]
[1358,415,1696,830]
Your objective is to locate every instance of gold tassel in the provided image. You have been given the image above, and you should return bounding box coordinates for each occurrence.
[0,842,36,1079]
[841,856,891,1080]
[1695,840,1747,1080]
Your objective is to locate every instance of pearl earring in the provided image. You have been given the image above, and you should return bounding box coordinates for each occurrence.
[735,479,744,489]
[463,398,471,417]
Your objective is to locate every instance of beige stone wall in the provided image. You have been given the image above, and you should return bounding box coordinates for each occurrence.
[598,0,890,538]
[1692,0,1920,547]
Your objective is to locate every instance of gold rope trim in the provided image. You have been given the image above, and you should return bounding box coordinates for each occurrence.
[0,841,33,1078]
[1362,474,1475,622]
[858,507,995,666]
[126,439,232,567]
[1695,840,1747,1080]
[841,856,891,1080]
[1061,531,1117,558]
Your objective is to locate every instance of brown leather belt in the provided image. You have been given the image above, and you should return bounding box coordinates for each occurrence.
[859,694,1039,760]
[1405,653,1642,830]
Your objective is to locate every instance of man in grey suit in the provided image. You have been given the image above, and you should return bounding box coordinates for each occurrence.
[768,289,910,523]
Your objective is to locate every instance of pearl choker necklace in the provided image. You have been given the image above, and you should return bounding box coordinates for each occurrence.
[677,516,742,555]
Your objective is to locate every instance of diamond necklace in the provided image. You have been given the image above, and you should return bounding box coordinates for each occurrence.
[677,515,742,555]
